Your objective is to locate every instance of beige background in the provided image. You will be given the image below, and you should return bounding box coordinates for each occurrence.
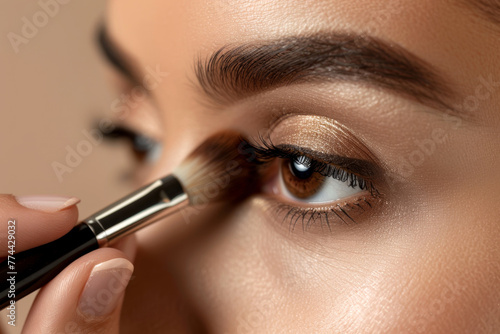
[0,2,133,332]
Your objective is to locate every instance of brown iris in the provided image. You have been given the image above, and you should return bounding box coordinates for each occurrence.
[281,156,326,199]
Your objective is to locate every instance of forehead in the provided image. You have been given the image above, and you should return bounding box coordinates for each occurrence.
[106,0,500,113]
[106,0,482,40]
[108,1,494,60]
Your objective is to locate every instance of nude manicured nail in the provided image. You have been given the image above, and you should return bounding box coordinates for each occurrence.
[15,195,80,213]
[78,259,134,318]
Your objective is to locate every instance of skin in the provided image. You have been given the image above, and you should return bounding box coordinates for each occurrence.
[3,0,499,333]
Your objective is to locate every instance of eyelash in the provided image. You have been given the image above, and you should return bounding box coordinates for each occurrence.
[246,136,380,231]
[101,125,159,161]
[102,127,380,231]
[247,136,377,192]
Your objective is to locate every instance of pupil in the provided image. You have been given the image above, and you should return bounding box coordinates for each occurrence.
[290,156,314,179]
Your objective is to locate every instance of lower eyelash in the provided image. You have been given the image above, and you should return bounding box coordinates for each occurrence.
[101,123,161,162]
[244,136,383,231]
[271,194,377,232]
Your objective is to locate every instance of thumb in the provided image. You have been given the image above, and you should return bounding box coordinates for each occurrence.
[22,245,135,334]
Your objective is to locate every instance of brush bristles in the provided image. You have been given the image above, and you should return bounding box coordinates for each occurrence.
[173,132,258,205]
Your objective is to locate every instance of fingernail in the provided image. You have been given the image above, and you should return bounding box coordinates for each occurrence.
[78,259,134,318]
[15,195,80,213]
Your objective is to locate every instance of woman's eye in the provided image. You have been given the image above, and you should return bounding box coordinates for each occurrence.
[102,125,163,164]
[279,155,366,204]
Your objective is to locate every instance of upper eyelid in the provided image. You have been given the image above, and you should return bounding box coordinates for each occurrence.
[275,144,378,178]
[247,138,379,180]
[108,73,137,93]
[107,68,147,93]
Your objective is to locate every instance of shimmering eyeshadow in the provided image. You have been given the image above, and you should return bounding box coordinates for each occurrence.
[244,113,385,231]
[269,114,377,163]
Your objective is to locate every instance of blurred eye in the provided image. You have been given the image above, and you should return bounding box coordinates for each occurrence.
[278,155,366,204]
[102,125,162,163]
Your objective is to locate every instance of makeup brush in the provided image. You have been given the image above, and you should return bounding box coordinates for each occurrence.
[0,132,256,309]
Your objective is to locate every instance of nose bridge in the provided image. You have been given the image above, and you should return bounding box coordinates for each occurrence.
[149,105,233,183]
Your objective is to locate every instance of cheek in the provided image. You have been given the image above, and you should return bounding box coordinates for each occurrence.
[165,202,297,331]
[351,207,500,333]
[164,200,397,331]
[385,245,500,333]
[165,200,357,332]
[174,198,500,333]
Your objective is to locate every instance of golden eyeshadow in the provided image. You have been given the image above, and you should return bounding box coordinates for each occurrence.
[247,114,384,234]
[269,115,377,163]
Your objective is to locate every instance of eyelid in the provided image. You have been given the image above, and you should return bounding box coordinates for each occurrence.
[107,68,149,98]
[247,136,384,197]
[267,114,377,160]
[101,124,162,162]
[248,136,380,182]
[275,144,379,180]
[244,137,385,232]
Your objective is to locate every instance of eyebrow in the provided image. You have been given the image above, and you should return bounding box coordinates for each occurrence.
[459,0,500,26]
[96,25,142,84]
[195,33,458,113]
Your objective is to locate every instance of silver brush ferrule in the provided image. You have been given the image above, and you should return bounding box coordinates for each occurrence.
[83,175,188,247]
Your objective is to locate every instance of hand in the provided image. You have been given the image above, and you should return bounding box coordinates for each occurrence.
[0,194,137,334]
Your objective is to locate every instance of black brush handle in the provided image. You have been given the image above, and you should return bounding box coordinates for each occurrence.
[0,223,98,309]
